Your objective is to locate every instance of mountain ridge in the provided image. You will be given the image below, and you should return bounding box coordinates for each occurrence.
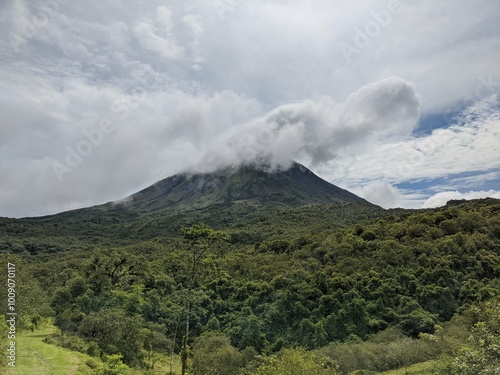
[115,161,374,212]
[0,162,383,243]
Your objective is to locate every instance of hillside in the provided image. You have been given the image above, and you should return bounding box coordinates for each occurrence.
[1,198,499,374]
[120,161,371,211]
[0,162,383,252]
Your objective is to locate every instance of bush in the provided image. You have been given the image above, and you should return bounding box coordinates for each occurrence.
[100,354,129,375]
[253,347,338,375]
[44,333,89,353]
[85,358,100,369]
[267,239,291,254]
[400,309,437,338]
[87,341,101,357]
[60,334,88,352]
[317,327,445,373]
[192,334,244,375]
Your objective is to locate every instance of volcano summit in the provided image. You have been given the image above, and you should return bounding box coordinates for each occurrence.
[117,162,373,212]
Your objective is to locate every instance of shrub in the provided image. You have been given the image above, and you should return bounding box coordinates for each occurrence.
[192,334,244,375]
[100,354,129,375]
[253,347,338,375]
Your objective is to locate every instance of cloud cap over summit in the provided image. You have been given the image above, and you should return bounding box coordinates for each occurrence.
[196,77,420,172]
[0,0,499,216]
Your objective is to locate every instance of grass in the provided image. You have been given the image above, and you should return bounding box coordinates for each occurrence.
[4,324,183,375]
[5,325,94,375]
[380,360,436,375]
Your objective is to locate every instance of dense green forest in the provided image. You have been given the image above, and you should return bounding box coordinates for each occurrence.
[1,198,499,374]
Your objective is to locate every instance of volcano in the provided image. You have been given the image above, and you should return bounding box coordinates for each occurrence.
[7,161,381,244]
[118,161,373,212]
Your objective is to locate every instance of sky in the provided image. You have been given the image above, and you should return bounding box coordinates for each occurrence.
[0,0,499,217]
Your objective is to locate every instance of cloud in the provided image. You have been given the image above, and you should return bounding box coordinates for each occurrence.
[194,76,420,171]
[315,94,500,209]
[444,171,500,190]
[423,190,500,208]
[327,94,500,186]
[347,180,423,209]
[196,0,500,113]
[132,6,184,61]
[9,0,29,36]
[0,66,263,217]
[0,74,419,216]
[362,182,401,209]
[0,0,499,217]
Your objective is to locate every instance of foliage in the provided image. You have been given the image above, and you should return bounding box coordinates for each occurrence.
[100,354,130,375]
[0,255,53,330]
[192,333,247,375]
[0,198,499,373]
[317,327,449,374]
[0,320,9,367]
[435,298,500,375]
[252,347,338,375]
[78,308,147,366]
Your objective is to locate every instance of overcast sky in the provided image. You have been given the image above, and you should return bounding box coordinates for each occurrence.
[1,0,499,217]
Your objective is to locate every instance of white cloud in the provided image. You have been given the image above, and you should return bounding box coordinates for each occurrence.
[0,69,263,217]
[0,0,499,217]
[194,76,420,171]
[9,0,29,37]
[315,94,500,209]
[132,17,183,61]
[155,6,174,30]
[348,180,424,209]
[197,0,500,113]
[327,95,500,187]
[359,182,401,209]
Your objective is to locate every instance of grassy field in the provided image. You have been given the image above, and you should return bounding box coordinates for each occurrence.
[4,325,182,375]
[5,325,94,375]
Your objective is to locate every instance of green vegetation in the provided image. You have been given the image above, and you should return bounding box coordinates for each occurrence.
[0,198,499,374]
[4,325,98,375]
[433,297,500,375]
[1,323,183,374]
[253,347,337,375]
[381,361,436,375]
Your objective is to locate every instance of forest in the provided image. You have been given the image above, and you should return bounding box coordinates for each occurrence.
[0,198,499,374]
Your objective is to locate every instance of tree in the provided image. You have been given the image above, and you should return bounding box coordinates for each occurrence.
[229,307,267,352]
[400,308,437,338]
[179,223,230,375]
[78,308,145,366]
[143,322,171,369]
[0,256,53,331]
[180,223,230,281]
[448,298,500,375]
[82,249,143,292]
